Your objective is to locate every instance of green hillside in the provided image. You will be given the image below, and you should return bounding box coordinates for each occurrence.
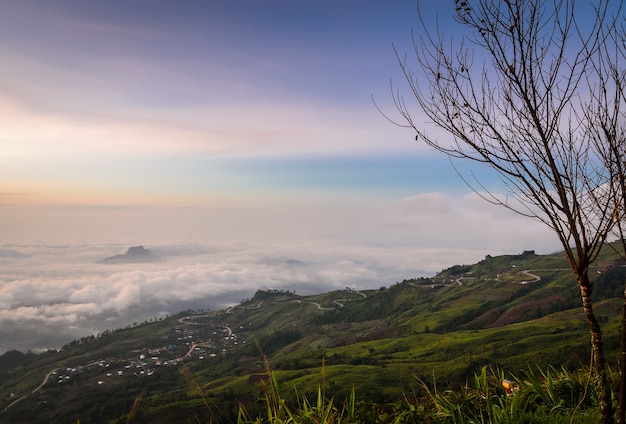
[1,245,625,423]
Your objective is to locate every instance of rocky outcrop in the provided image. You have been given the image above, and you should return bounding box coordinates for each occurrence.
[102,245,156,263]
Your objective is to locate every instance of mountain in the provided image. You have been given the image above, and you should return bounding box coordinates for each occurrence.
[260,257,307,267]
[2,245,625,423]
[101,245,157,263]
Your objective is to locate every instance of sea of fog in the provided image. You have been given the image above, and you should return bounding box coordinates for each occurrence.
[0,240,496,354]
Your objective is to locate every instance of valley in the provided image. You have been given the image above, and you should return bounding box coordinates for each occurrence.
[1,246,625,423]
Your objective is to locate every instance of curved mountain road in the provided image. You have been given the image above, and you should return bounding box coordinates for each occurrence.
[520,270,541,282]
[2,368,57,412]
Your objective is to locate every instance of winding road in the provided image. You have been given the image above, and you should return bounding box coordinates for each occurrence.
[2,368,57,412]
[519,270,541,283]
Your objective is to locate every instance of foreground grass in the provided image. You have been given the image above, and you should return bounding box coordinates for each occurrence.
[186,360,605,424]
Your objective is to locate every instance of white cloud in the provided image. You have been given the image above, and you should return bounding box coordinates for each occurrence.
[0,189,562,353]
[0,240,427,352]
[371,192,558,253]
[0,239,463,350]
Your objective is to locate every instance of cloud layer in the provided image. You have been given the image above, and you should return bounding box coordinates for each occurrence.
[0,190,561,353]
[0,241,430,353]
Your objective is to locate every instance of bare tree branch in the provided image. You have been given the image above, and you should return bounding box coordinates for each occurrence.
[388,1,625,422]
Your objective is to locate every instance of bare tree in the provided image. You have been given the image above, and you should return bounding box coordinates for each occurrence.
[385,1,624,422]
[602,125,626,424]
[583,28,626,424]
[587,23,626,421]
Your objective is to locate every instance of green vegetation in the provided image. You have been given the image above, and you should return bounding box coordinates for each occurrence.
[1,246,625,422]
[235,364,603,423]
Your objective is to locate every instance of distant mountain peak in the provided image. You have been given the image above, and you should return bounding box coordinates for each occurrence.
[282,258,307,267]
[126,245,149,256]
[260,257,307,267]
[102,245,156,263]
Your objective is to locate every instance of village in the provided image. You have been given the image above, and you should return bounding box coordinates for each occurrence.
[52,315,246,387]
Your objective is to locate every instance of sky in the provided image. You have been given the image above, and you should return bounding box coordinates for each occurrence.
[0,0,564,353]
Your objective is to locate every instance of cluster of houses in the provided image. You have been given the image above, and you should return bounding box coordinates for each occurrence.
[53,316,247,387]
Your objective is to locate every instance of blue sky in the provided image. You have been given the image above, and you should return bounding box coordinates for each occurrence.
[0,1,423,197]
[0,0,576,352]
[0,0,559,250]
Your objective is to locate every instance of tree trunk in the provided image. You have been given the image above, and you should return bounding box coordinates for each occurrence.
[580,275,614,424]
[618,277,626,424]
